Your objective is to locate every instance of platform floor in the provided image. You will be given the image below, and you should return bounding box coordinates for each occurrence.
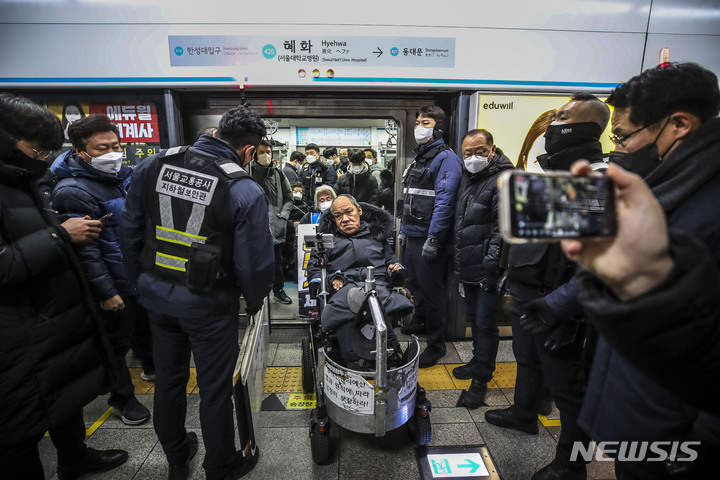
[38,286,615,479]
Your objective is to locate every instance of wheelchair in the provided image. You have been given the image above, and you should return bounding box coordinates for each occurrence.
[300,233,432,465]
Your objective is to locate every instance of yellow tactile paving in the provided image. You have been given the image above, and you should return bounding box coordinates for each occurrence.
[282,367,304,392]
[130,367,199,394]
[417,364,455,390]
[264,367,287,393]
[492,362,517,388]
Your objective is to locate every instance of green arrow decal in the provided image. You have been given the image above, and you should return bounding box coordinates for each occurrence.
[457,459,481,473]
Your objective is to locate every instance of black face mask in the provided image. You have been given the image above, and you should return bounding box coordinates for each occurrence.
[7,149,50,178]
[608,146,661,179]
[544,122,602,156]
[0,128,13,159]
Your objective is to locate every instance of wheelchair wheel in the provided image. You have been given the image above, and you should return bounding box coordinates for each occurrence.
[301,338,314,393]
[408,412,432,446]
[310,422,331,464]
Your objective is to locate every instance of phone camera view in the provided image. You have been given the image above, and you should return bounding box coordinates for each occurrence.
[510,173,615,240]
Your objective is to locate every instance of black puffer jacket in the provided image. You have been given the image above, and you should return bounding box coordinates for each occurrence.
[453,150,514,286]
[334,168,379,206]
[0,152,109,444]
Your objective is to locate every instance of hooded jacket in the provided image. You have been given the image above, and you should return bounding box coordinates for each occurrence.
[453,149,514,286]
[335,167,379,205]
[250,160,293,245]
[0,149,110,444]
[51,150,134,299]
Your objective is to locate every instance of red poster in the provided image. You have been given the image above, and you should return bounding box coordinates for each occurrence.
[89,103,160,143]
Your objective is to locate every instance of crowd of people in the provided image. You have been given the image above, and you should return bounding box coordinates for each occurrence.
[0,60,718,480]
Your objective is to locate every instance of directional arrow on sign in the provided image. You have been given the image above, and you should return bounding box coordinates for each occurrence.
[457,459,481,474]
[373,47,383,58]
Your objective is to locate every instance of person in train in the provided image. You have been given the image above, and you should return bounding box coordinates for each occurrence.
[50,114,153,426]
[336,147,350,176]
[569,61,720,480]
[451,128,514,409]
[307,194,413,368]
[283,150,303,183]
[323,146,340,171]
[0,93,128,479]
[250,139,294,305]
[398,104,463,367]
[364,147,385,185]
[121,104,273,480]
[298,184,337,225]
[299,142,336,204]
[485,92,610,480]
[335,148,379,205]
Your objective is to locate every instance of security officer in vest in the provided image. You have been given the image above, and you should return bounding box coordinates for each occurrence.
[399,105,462,367]
[121,105,274,480]
[485,93,610,480]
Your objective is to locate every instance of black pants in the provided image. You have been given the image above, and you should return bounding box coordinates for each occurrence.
[0,409,87,480]
[101,296,138,407]
[509,295,590,468]
[129,296,154,372]
[148,309,239,480]
[464,284,502,382]
[273,243,285,292]
[403,235,449,350]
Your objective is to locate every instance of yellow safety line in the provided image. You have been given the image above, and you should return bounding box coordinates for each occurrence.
[538,414,561,427]
[86,408,114,436]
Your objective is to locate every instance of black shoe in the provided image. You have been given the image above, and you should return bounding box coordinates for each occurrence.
[168,432,199,480]
[485,406,539,435]
[225,446,260,479]
[532,460,586,480]
[112,396,151,425]
[457,378,487,409]
[452,357,478,379]
[419,344,446,368]
[273,289,293,304]
[539,396,553,416]
[401,316,425,335]
[57,448,128,480]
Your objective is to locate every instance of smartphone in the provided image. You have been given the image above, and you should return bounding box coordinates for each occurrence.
[303,233,335,250]
[98,212,113,223]
[499,170,616,243]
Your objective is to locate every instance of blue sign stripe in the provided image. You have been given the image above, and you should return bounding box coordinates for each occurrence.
[0,77,237,83]
[313,76,620,88]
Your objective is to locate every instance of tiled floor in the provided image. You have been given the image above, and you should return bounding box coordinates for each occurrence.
[38,285,615,479]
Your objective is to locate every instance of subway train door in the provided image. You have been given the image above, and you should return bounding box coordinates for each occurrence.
[176,90,476,340]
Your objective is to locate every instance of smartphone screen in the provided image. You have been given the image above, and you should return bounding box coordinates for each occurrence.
[500,170,616,242]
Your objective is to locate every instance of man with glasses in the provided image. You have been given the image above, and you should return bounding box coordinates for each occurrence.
[0,93,128,479]
[485,92,610,480]
[576,62,720,479]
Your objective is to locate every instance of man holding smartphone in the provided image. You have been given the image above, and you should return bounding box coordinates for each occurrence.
[51,114,153,426]
[485,93,610,480]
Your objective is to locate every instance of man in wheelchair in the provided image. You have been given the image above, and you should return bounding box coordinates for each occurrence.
[307,194,414,370]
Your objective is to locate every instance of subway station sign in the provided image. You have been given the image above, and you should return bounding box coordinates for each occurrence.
[169,35,455,68]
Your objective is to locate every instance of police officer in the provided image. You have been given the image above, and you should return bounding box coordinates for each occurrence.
[121,105,274,480]
[399,105,462,367]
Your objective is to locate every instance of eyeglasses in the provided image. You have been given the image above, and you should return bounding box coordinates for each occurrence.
[609,125,647,149]
[15,139,52,160]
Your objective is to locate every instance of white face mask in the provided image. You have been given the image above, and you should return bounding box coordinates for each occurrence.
[414,125,434,145]
[319,200,332,212]
[464,155,489,174]
[86,151,123,174]
[325,158,335,166]
[293,192,303,200]
[306,155,317,164]
[256,152,272,167]
[350,164,367,175]
[549,121,567,126]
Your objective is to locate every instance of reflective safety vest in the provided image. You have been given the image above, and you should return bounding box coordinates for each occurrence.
[401,143,451,228]
[140,146,251,289]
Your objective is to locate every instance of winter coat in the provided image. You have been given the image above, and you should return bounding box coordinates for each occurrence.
[378,169,394,214]
[51,150,134,300]
[308,203,413,334]
[400,138,462,241]
[453,149,514,286]
[335,168,379,205]
[121,135,275,316]
[579,117,720,449]
[250,161,293,245]
[0,152,109,444]
[299,161,335,205]
[282,163,299,183]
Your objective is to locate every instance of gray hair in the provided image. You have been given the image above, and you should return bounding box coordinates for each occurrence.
[314,185,337,205]
[331,194,360,211]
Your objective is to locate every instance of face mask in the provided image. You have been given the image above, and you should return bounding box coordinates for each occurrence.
[339,155,349,164]
[543,122,602,156]
[414,125,433,145]
[293,192,303,200]
[306,155,317,164]
[295,163,303,173]
[608,118,673,178]
[464,155,489,174]
[256,152,272,167]
[319,200,332,212]
[351,164,367,175]
[86,151,123,174]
